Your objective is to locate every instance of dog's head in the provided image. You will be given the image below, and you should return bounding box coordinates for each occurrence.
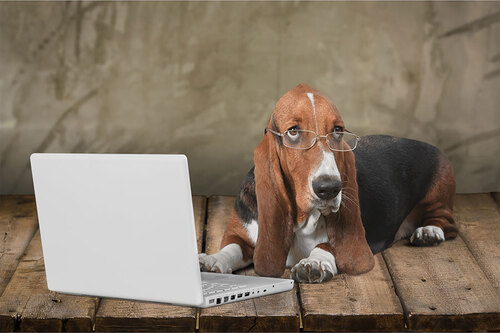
[253,84,374,277]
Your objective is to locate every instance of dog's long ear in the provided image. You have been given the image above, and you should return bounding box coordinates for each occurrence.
[326,149,374,275]
[253,122,295,278]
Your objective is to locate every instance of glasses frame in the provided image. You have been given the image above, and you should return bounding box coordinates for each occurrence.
[264,127,360,152]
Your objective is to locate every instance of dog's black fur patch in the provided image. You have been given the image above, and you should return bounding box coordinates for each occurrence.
[234,135,441,253]
[354,135,440,253]
[234,167,258,223]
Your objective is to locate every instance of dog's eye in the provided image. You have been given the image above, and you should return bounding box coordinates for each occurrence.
[331,126,343,140]
[334,126,343,133]
[286,127,300,141]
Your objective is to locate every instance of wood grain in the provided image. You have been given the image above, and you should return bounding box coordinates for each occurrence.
[95,196,207,332]
[0,230,98,332]
[2,193,500,332]
[199,196,300,332]
[383,237,500,331]
[0,195,39,296]
[454,194,500,293]
[300,253,404,331]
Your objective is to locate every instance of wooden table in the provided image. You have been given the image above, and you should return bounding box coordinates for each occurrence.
[0,194,499,332]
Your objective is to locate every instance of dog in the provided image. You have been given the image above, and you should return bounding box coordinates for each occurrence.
[199,84,457,283]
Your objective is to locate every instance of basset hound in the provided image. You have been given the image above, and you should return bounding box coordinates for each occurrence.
[199,84,458,283]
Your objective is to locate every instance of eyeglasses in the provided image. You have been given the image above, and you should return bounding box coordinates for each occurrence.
[265,128,360,152]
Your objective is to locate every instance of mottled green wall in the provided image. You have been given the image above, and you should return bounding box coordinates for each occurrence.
[1,1,499,195]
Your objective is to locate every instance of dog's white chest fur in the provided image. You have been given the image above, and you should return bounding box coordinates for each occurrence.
[286,209,329,267]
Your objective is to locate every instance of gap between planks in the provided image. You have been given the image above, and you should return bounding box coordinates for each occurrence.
[491,192,500,207]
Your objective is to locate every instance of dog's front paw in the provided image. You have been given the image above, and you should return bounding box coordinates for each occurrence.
[410,226,445,246]
[290,257,337,283]
[198,253,232,274]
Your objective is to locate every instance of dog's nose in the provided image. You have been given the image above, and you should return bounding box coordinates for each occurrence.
[312,176,341,200]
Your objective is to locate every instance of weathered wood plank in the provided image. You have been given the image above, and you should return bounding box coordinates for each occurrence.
[0,230,98,332]
[199,196,300,332]
[0,195,39,296]
[300,253,404,331]
[95,196,207,332]
[96,301,196,332]
[454,194,500,293]
[383,237,500,331]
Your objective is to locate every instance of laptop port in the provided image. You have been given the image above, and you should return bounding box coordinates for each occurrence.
[237,293,242,298]
[209,299,214,304]
[224,296,229,302]
[244,292,250,297]
[231,295,235,300]
[216,298,221,304]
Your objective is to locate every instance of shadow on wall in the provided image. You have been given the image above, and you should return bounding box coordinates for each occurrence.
[0,1,499,195]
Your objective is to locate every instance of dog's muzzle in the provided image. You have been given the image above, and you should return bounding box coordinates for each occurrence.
[317,194,341,215]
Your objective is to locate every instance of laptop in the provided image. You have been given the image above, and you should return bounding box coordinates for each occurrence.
[30,153,294,307]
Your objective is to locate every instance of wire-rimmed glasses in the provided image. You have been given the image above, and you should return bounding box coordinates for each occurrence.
[265,128,360,152]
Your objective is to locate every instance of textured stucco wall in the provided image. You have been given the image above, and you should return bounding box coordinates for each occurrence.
[1,1,499,195]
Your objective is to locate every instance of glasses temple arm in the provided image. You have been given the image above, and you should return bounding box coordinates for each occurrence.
[344,129,360,140]
[264,128,283,136]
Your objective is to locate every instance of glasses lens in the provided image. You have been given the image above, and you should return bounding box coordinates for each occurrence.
[326,132,358,151]
[283,130,316,149]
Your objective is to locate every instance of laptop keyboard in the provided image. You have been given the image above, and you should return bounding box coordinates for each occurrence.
[202,281,247,296]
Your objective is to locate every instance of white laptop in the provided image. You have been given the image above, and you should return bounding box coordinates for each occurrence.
[30,153,293,307]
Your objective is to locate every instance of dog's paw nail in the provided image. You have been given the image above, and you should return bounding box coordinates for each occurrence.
[292,258,336,283]
[410,226,445,246]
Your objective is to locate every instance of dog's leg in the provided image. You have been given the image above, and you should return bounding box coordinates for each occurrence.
[290,243,338,283]
[199,210,254,273]
[410,158,458,246]
[199,243,251,273]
